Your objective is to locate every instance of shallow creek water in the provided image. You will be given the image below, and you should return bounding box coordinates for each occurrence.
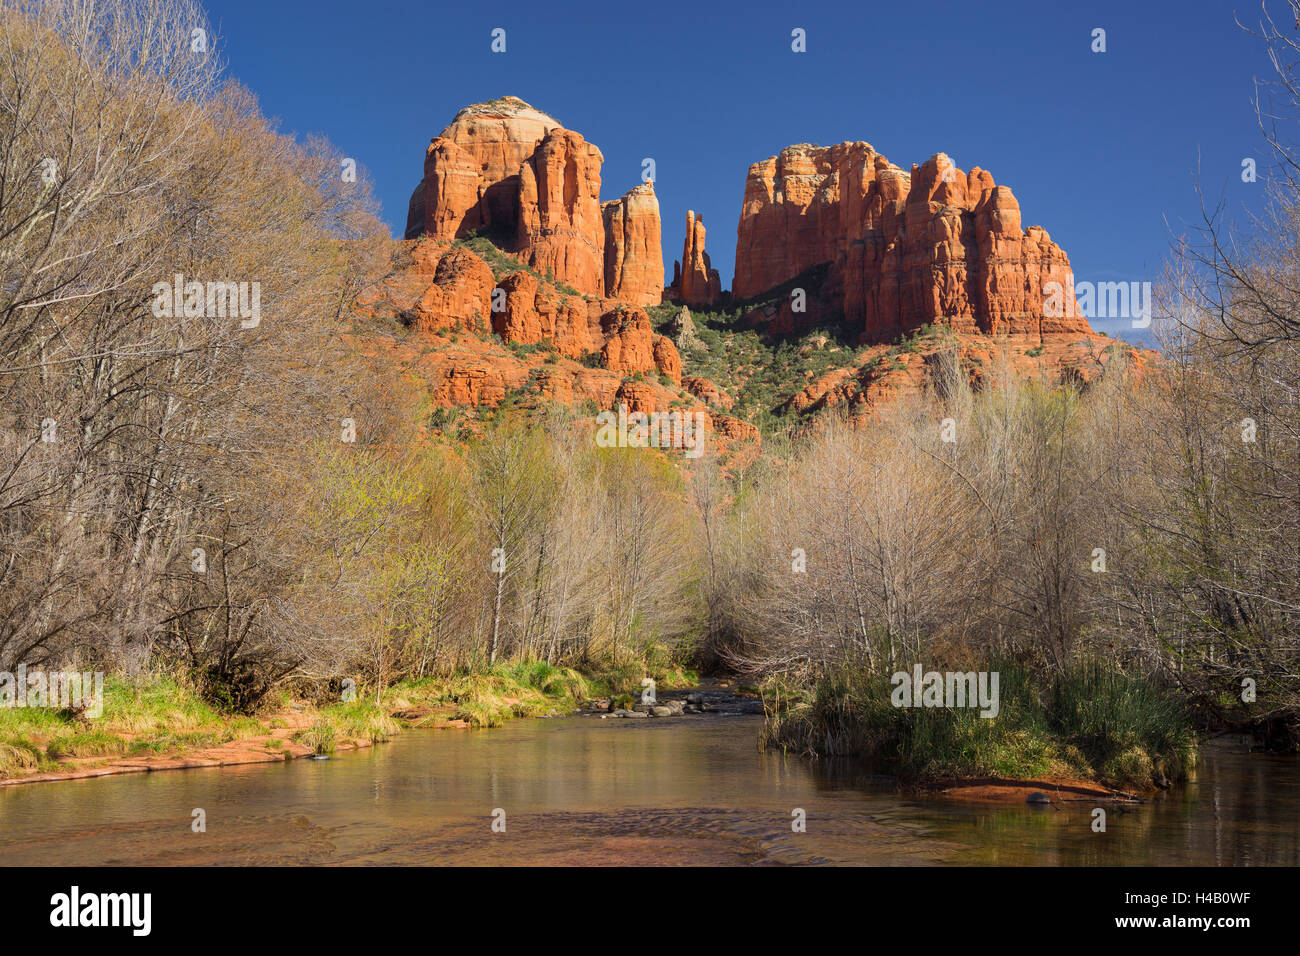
[1,714,1295,865]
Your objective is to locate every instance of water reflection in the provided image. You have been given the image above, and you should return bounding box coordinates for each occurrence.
[0,718,1293,866]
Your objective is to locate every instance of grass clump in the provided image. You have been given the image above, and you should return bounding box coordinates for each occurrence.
[44,729,129,760]
[382,660,592,728]
[0,671,401,778]
[0,672,237,776]
[0,739,46,775]
[295,721,336,756]
[98,675,221,736]
[1048,662,1196,788]
[315,701,400,743]
[761,658,1194,790]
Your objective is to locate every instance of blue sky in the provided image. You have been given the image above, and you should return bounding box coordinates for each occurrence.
[209,0,1271,340]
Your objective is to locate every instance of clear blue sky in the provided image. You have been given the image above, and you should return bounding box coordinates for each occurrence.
[209,0,1272,339]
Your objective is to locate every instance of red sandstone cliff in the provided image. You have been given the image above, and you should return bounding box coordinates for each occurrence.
[406,96,662,305]
[515,127,606,293]
[733,143,1090,341]
[356,237,682,388]
[602,182,665,306]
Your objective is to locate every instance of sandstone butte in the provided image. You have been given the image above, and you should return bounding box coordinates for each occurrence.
[732,143,1095,343]
[602,182,665,307]
[405,96,663,306]
[372,98,1147,463]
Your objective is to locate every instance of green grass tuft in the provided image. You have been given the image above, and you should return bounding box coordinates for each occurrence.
[762,658,1195,789]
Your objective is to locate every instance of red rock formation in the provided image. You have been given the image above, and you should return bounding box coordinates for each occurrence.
[409,98,561,241]
[351,234,773,467]
[515,128,606,293]
[779,332,1147,421]
[353,239,493,333]
[599,307,682,382]
[712,415,761,444]
[733,143,1090,341]
[406,98,603,294]
[614,380,661,415]
[414,246,495,334]
[684,376,733,409]
[670,210,722,308]
[492,271,592,358]
[733,145,846,299]
[602,182,665,306]
[438,362,517,407]
[419,136,489,240]
[407,97,669,302]
[652,335,682,386]
[404,182,426,239]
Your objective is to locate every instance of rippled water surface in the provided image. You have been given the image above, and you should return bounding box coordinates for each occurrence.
[1,715,1295,865]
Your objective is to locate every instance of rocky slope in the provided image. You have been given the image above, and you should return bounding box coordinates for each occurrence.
[353,235,761,463]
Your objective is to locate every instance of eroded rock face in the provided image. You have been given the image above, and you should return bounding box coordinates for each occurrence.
[667,305,706,353]
[407,97,668,302]
[492,271,593,358]
[684,376,733,409]
[357,238,733,426]
[516,128,606,293]
[414,246,495,334]
[602,182,664,306]
[652,334,682,386]
[599,307,682,382]
[777,332,1147,421]
[733,143,1091,340]
[404,182,426,239]
[409,98,561,242]
[418,136,487,240]
[670,210,722,308]
[439,362,518,407]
